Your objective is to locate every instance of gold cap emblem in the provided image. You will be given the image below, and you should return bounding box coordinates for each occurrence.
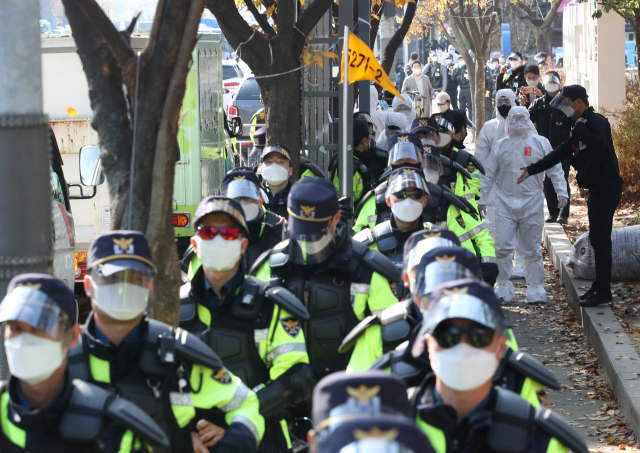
[353,427,399,441]
[300,205,315,216]
[423,232,442,238]
[420,119,428,125]
[435,255,456,262]
[113,237,134,251]
[403,169,416,175]
[18,282,41,290]
[234,175,246,180]
[346,384,380,402]
[397,135,408,142]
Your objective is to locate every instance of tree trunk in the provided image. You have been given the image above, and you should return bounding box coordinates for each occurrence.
[535,28,551,54]
[473,56,487,135]
[381,1,417,76]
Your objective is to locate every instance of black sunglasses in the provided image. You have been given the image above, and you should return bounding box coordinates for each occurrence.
[432,321,495,349]
[395,190,425,200]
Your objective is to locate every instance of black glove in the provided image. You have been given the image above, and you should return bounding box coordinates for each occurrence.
[481,262,499,287]
[338,195,353,222]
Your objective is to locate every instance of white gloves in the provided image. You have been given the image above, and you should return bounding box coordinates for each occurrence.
[478,204,487,218]
[558,196,568,210]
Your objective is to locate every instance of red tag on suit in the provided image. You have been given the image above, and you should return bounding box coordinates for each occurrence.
[524,146,532,156]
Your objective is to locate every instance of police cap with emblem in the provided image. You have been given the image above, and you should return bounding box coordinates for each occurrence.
[0,274,78,336]
[87,231,154,277]
[316,417,433,453]
[423,279,510,335]
[449,109,473,133]
[410,117,439,135]
[415,246,481,300]
[312,370,412,431]
[193,196,249,236]
[354,111,374,129]
[353,118,370,146]
[222,168,264,202]
[403,229,461,273]
[287,177,339,237]
[430,111,455,134]
[508,51,523,61]
[251,127,267,155]
[387,133,423,165]
[260,143,292,164]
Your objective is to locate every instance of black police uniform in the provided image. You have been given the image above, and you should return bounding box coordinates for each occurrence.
[529,93,573,221]
[496,65,526,93]
[0,375,169,453]
[266,183,291,218]
[425,62,446,91]
[445,62,459,109]
[454,65,472,120]
[485,67,496,122]
[527,89,623,302]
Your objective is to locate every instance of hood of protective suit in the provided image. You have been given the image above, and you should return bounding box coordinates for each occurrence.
[495,89,515,118]
[376,112,408,150]
[392,94,416,128]
[506,106,537,139]
[369,86,385,135]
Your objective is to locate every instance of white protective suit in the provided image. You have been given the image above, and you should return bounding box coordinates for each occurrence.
[481,107,568,303]
[376,112,408,151]
[475,89,515,239]
[390,95,416,129]
[369,85,386,136]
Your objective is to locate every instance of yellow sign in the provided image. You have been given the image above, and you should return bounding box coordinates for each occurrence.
[341,32,403,100]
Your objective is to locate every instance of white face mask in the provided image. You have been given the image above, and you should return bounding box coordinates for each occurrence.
[510,60,521,69]
[560,105,574,118]
[431,341,499,391]
[421,138,436,147]
[240,201,261,221]
[196,235,242,272]
[545,83,559,93]
[438,134,452,147]
[436,104,449,113]
[262,163,289,186]
[94,282,149,321]
[436,50,443,56]
[6,332,65,385]
[445,59,452,65]
[526,79,538,87]
[392,198,423,223]
[459,61,466,67]
[413,69,422,76]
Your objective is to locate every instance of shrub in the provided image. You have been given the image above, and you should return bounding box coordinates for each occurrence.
[612,98,640,203]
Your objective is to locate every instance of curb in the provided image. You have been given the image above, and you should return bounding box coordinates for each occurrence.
[543,206,640,437]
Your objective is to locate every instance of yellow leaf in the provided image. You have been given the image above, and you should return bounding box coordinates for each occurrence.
[67,107,77,117]
[299,0,305,6]
[322,51,338,58]
[371,13,380,20]
[303,52,312,67]
[313,53,324,67]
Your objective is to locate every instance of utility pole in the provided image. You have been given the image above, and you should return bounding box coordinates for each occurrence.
[0,0,53,376]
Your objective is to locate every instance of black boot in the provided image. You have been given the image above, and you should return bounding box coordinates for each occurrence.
[579,288,594,300]
[545,215,558,223]
[579,290,613,307]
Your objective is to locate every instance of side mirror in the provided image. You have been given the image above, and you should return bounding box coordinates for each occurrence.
[79,145,105,186]
[230,116,243,137]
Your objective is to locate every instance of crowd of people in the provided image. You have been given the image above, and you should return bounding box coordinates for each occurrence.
[0,42,622,453]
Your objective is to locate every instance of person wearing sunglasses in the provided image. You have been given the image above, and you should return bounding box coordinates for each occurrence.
[528,71,573,225]
[69,231,265,453]
[412,279,587,453]
[183,168,287,278]
[251,177,401,374]
[0,274,170,453]
[180,196,314,453]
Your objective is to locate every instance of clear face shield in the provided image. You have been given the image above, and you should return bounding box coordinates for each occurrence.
[388,142,423,167]
[507,112,531,135]
[222,178,262,201]
[385,171,430,201]
[423,151,444,185]
[90,268,152,320]
[0,287,71,339]
[549,92,575,118]
[415,262,478,307]
[385,126,403,139]
[339,440,417,453]
[422,294,509,336]
[433,116,455,134]
[287,219,336,265]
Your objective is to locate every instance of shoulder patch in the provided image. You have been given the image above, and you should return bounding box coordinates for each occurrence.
[213,367,232,384]
[280,317,301,338]
[456,214,466,229]
[466,163,476,173]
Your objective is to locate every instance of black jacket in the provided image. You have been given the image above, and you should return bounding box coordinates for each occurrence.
[455,65,470,90]
[495,65,525,92]
[528,107,623,189]
[445,63,458,91]
[528,94,572,148]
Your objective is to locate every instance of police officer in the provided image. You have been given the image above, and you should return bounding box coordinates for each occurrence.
[249,127,267,169]
[412,279,588,453]
[528,72,572,224]
[444,54,459,109]
[183,168,286,277]
[518,85,623,307]
[251,177,401,374]
[423,53,448,94]
[180,196,314,452]
[0,274,170,453]
[328,118,376,208]
[497,52,527,93]
[310,371,434,453]
[69,231,264,453]
[431,112,484,205]
[250,98,266,141]
[260,144,294,218]
[354,111,389,182]
[454,60,472,120]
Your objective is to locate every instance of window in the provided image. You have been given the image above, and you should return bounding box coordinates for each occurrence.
[50,167,65,206]
[236,78,260,100]
[223,66,238,80]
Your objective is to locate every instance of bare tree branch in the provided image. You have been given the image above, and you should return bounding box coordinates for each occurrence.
[243,0,277,38]
[70,0,133,67]
[142,0,167,65]
[381,1,416,76]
